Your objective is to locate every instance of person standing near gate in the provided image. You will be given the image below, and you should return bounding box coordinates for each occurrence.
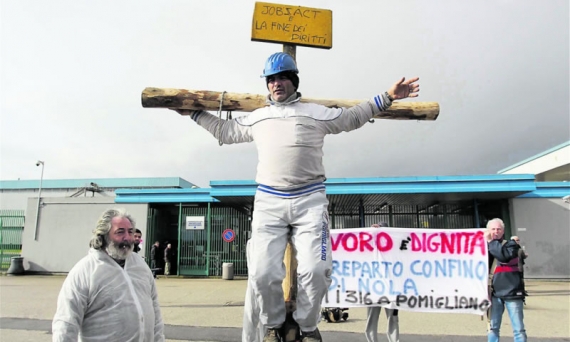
[366,222,400,342]
[164,243,174,277]
[134,228,143,254]
[151,241,160,278]
[486,218,527,342]
[173,52,419,342]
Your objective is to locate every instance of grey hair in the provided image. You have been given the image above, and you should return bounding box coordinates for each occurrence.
[511,235,519,240]
[89,208,136,250]
[378,222,389,227]
[486,218,505,229]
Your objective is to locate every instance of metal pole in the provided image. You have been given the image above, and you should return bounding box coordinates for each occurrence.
[416,205,421,228]
[0,218,4,270]
[473,199,480,228]
[33,161,44,241]
[358,199,365,227]
[206,202,211,276]
[177,203,182,276]
[331,203,336,229]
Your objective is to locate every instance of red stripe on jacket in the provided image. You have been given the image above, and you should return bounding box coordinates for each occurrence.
[495,265,520,273]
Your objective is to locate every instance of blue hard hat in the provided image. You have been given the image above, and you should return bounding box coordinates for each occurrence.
[261,52,299,77]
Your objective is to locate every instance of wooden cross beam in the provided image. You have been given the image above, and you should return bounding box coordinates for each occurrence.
[141,87,440,121]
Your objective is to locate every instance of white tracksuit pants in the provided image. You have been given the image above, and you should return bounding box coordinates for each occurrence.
[243,239,264,342]
[365,307,400,342]
[248,189,332,332]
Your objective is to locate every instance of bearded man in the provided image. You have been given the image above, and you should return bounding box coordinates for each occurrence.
[52,208,164,342]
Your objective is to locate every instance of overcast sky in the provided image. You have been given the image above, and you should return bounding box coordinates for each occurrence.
[1,0,568,187]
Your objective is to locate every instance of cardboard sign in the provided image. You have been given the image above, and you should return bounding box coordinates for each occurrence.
[323,227,490,315]
[251,2,332,49]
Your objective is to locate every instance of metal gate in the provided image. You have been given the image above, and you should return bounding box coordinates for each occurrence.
[208,207,250,277]
[177,205,250,277]
[0,210,25,271]
[179,206,210,276]
[332,204,478,229]
[146,203,251,277]
[145,207,178,273]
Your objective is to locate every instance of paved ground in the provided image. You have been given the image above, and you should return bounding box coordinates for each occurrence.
[0,275,569,341]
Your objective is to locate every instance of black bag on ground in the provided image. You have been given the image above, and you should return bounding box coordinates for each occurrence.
[321,307,349,322]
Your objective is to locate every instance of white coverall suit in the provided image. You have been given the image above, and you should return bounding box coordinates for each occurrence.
[365,307,400,342]
[52,249,165,342]
[190,92,393,333]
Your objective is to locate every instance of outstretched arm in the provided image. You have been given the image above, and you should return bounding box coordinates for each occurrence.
[321,77,420,134]
[172,109,253,144]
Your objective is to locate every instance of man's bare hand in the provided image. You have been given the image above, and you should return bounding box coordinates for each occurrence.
[387,77,420,100]
[484,230,493,242]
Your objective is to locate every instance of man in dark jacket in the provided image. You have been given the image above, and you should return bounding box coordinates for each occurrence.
[150,241,160,278]
[164,243,174,276]
[486,218,527,342]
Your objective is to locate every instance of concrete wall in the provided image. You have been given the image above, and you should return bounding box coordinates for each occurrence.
[510,197,570,278]
[21,197,148,273]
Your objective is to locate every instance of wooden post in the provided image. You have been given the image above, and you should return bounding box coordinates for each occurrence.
[283,44,296,61]
[281,44,299,342]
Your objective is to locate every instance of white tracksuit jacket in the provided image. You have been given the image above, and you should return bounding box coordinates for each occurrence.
[190,93,392,191]
[191,92,393,334]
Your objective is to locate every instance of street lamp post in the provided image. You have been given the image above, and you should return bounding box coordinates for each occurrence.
[34,161,45,241]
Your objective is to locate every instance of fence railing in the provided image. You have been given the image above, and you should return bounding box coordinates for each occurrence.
[0,210,25,271]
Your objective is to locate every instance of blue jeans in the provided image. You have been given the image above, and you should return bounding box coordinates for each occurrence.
[488,296,527,342]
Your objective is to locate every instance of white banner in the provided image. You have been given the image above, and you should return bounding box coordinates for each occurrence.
[185,216,205,230]
[323,227,489,315]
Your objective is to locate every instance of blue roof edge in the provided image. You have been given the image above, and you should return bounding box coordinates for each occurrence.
[115,188,218,203]
[205,174,538,198]
[210,174,535,187]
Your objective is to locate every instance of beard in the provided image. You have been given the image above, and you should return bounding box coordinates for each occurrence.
[106,240,134,260]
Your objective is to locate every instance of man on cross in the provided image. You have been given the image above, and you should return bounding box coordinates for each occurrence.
[174,52,419,342]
